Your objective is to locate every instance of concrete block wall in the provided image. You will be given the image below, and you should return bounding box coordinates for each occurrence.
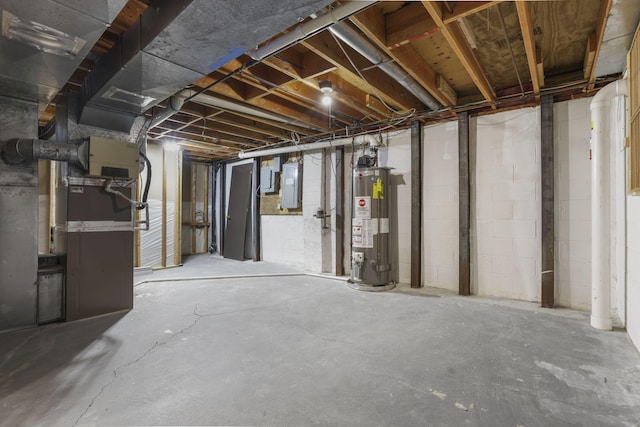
[422,122,459,291]
[471,107,542,302]
[379,131,412,284]
[261,215,304,268]
[554,98,592,310]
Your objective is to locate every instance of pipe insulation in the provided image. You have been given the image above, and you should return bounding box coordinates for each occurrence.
[249,1,377,61]
[2,138,88,169]
[590,78,628,331]
[328,23,441,111]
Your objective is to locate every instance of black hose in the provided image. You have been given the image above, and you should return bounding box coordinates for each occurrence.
[137,152,152,210]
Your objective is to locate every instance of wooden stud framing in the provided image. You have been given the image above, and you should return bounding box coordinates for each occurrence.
[336,147,345,276]
[161,149,167,268]
[252,158,261,262]
[175,151,183,266]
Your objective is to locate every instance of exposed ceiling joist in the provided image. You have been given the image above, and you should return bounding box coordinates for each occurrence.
[301,32,420,112]
[442,1,504,24]
[349,6,456,107]
[516,1,542,95]
[422,1,496,105]
[386,2,438,49]
[586,0,613,84]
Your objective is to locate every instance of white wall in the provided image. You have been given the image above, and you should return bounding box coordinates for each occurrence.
[379,130,412,284]
[261,215,304,268]
[627,196,640,350]
[423,122,459,291]
[472,107,541,302]
[554,98,592,309]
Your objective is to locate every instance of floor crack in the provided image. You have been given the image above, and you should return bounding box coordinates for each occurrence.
[72,304,205,426]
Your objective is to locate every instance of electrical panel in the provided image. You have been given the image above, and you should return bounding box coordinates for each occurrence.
[88,136,139,179]
[260,166,277,193]
[281,162,301,209]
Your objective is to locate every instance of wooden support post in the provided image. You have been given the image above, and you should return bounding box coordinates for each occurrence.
[411,120,423,288]
[459,111,471,296]
[252,157,261,261]
[541,95,555,308]
[336,147,345,276]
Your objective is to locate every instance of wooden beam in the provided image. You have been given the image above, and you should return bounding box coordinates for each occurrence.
[458,111,470,296]
[584,32,598,81]
[350,9,455,107]
[588,0,613,85]
[516,1,542,95]
[423,1,496,105]
[411,120,423,288]
[541,95,554,308]
[194,75,329,131]
[386,2,438,49]
[301,32,420,111]
[443,1,503,24]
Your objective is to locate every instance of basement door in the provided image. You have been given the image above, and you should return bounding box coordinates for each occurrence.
[224,163,252,261]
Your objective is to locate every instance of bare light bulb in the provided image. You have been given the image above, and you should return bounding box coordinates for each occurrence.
[321,94,332,106]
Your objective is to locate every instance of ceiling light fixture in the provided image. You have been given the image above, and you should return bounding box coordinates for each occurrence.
[319,81,333,106]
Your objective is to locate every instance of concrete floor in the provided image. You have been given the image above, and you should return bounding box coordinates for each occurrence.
[2,255,640,426]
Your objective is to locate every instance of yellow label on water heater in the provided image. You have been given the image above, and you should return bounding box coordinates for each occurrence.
[373,178,384,199]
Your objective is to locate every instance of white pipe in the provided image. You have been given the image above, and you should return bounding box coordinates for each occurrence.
[237,134,374,159]
[249,1,376,61]
[590,78,627,330]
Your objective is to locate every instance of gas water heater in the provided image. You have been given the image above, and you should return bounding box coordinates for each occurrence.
[349,164,395,291]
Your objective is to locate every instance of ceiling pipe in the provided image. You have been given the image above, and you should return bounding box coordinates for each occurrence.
[147,89,320,131]
[328,22,441,111]
[249,1,377,61]
[590,78,628,331]
[237,134,376,159]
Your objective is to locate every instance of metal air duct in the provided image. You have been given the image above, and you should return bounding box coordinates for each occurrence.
[328,23,441,111]
[0,0,127,109]
[2,138,88,169]
[79,0,335,132]
[249,1,376,60]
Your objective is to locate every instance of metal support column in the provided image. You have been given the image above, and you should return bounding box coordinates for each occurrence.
[336,147,345,276]
[459,112,471,296]
[411,120,423,288]
[541,95,555,307]
[219,163,227,257]
[252,157,261,261]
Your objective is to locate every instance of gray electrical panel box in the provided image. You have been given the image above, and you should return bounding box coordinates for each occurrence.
[261,166,276,193]
[281,162,301,209]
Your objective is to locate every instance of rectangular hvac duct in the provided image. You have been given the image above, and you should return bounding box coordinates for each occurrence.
[79,0,334,131]
[0,0,127,109]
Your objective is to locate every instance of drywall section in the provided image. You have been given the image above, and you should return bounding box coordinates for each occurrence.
[471,107,542,302]
[422,122,459,291]
[628,195,640,350]
[224,159,254,260]
[554,98,592,310]
[138,144,181,268]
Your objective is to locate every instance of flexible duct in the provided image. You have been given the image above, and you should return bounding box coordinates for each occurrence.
[590,79,628,331]
[1,138,88,169]
[328,23,440,111]
[249,1,376,60]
